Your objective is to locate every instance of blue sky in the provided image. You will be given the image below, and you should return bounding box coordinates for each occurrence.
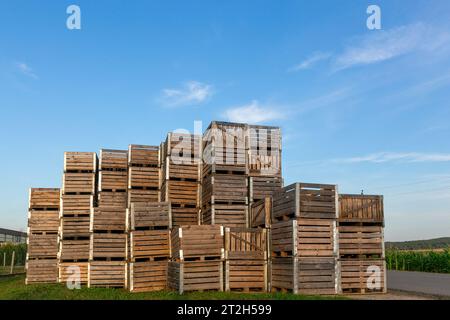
[1,0,449,241]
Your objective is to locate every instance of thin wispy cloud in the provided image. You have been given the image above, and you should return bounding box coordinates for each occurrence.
[288,52,331,72]
[160,81,213,107]
[335,152,450,164]
[333,23,450,71]
[15,62,38,79]
[223,100,284,124]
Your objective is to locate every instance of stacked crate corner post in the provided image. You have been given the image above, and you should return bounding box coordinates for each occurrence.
[161,132,202,227]
[201,122,249,228]
[88,149,128,289]
[168,225,225,294]
[224,227,269,292]
[26,188,60,284]
[270,183,340,295]
[338,194,386,294]
[128,201,171,292]
[59,152,97,285]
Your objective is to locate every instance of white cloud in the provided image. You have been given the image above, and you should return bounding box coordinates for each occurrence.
[288,52,331,72]
[16,62,38,79]
[223,100,284,124]
[161,81,213,107]
[336,152,450,164]
[334,23,450,71]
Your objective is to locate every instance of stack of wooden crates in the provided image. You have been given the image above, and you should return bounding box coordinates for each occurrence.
[59,152,97,285]
[26,188,60,284]
[161,133,201,226]
[89,150,128,288]
[270,183,340,295]
[338,194,386,294]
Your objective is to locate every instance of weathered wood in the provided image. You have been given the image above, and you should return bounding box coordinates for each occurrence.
[340,259,386,294]
[28,210,59,234]
[60,216,91,237]
[225,228,267,260]
[91,207,127,232]
[247,125,282,177]
[168,260,223,294]
[129,202,171,230]
[171,225,224,261]
[60,194,93,216]
[129,261,168,292]
[90,233,127,260]
[62,173,96,194]
[28,188,60,210]
[130,230,171,261]
[128,144,160,167]
[98,191,127,208]
[339,194,384,225]
[271,218,337,258]
[338,225,384,258]
[58,262,89,285]
[225,259,267,292]
[64,152,97,172]
[202,173,248,205]
[99,149,128,170]
[250,197,272,228]
[271,257,339,295]
[88,261,127,288]
[272,183,337,220]
[26,259,58,284]
[59,239,90,261]
[128,166,160,189]
[128,189,160,204]
[249,177,282,203]
[27,234,58,258]
[202,204,248,228]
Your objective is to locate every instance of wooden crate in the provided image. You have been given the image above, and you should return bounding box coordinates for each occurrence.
[98,191,127,208]
[202,173,248,205]
[99,170,128,191]
[99,149,128,170]
[171,225,224,261]
[129,202,171,230]
[225,228,268,260]
[128,166,160,189]
[90,233,128,260]
[130,230,171,261]
[202,204,248,228]
[249,197,271,228]
[128,189,160,204]
[338,225,384,258]
[162,157,201,182]
[129,261,168,292]
[27,234,58,258]
[168,260,223,294]
[171,206,199,226]
[161,180,199,206]
[58,262,89,285]
[162,132,201,161]
[29,188,60,209]
[340,259,386,294]
[60,194,93,216]
[203,122,248,169]
[339,194,384,225]
[60,216,91,237]
[91,207,126,232]
[28,210,59,234]
[26,259,58,284]
[225,260,267,292]
[272,183,337,221]
[271,257,339,295]
[62,172,96,194]
[64,152,97,172]
[249,176,282,202]
[88,261,127,288]
[128,144,160,167]
[271,219,337,258]
[59,239,90,261]
[247,125,282,177]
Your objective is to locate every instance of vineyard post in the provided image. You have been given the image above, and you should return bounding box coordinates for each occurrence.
[10,251,15,274]
[3,252,5,267]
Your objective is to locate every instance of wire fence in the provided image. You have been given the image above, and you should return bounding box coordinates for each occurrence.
[0,243,27,275]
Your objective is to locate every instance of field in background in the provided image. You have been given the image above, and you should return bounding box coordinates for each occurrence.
[386,249,450,274]
[0,275,345,300]
[0,243,26,275]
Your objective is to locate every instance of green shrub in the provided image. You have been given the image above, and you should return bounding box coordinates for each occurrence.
[0,243,27,266]
[386,248,450,273]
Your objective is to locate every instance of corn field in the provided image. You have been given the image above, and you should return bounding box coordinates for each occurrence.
[386,248,450,274]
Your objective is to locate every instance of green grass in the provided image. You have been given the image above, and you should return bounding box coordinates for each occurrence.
[0,266,25,275]
[0,275,346,300]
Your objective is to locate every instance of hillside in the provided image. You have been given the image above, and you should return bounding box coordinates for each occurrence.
[386,237,450,250]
